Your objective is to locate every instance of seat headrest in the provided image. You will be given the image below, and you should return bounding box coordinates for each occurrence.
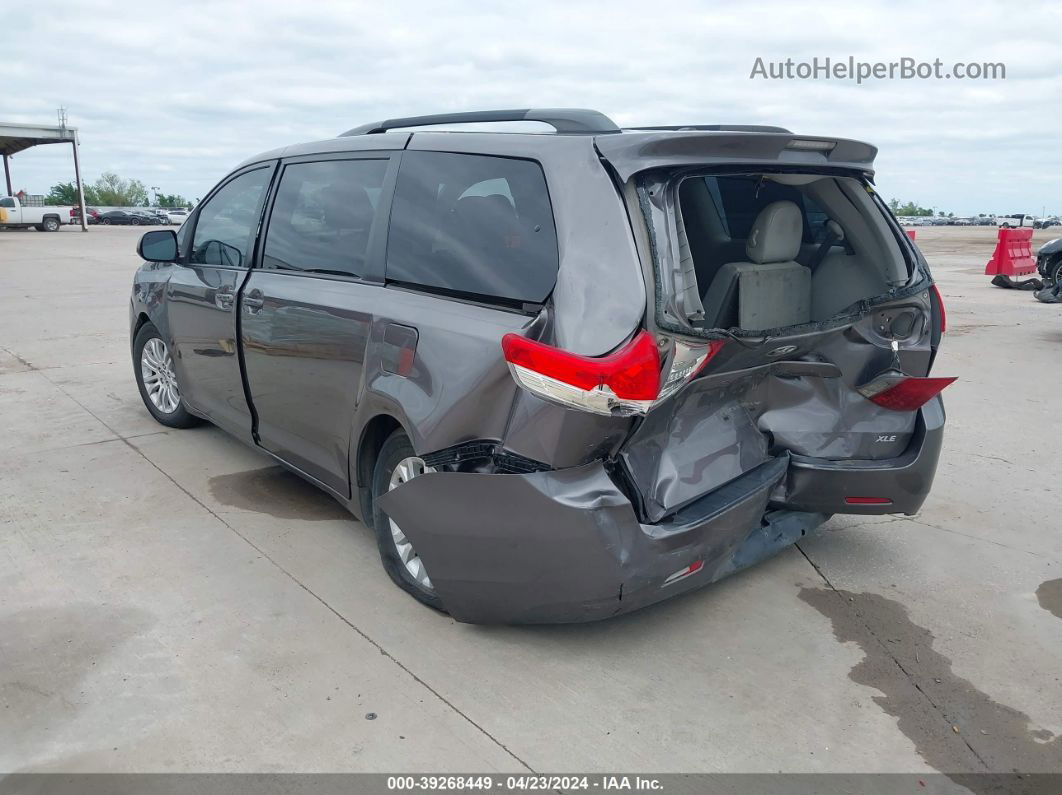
[746,201,802,264]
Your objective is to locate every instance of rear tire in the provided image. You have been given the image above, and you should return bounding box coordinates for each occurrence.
[42,217,60,232]
[370,430,446,612]
[132,322,200,428]
[102,218,112,225]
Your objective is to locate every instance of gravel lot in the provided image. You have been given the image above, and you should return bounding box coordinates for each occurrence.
[1,225,1061,782]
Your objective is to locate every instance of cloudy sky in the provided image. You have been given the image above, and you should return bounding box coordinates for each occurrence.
[2,0,1060,215]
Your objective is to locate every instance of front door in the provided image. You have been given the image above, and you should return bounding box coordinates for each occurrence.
[166,164,274,440]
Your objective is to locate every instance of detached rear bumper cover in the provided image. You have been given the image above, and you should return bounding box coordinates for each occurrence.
[378,455,825,624]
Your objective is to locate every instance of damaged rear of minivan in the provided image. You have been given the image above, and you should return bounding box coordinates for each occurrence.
[379,126,952,624]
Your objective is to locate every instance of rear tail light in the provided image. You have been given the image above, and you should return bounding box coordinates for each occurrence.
[501,332,724,417]
[845,496,893,505]
[858,374,956,412]
[930,283,947,334]
[502,330,661,416]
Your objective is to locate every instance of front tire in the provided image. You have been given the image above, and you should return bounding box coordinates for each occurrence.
[370,430,445,611]
[132,322,200,428]
[102,218,112,225]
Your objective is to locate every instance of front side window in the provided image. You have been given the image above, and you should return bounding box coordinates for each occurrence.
[190,167,271,268]
[0,197,15,208]
[385,151,559,305]
[263,159,388,277]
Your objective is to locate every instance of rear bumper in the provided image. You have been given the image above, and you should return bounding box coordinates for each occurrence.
[775,397,945,516]
[377,454,827,624]
[377,400,943,624]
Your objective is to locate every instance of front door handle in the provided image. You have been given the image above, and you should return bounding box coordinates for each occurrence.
[215,287,234,310]
[243,289,264,313]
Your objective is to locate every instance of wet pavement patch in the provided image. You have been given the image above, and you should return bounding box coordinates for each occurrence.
[1035,579,1062,621]
[799,587,1062,789]
[208,466,351,521]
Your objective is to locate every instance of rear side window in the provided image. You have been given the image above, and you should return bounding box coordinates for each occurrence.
[385,151,558,304]
[263,159,388,277]
[0,197,15,208]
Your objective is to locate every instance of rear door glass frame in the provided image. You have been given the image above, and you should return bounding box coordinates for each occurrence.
[255,151,401,285]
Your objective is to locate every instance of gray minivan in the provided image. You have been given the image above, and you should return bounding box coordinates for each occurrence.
[130,108,953,624]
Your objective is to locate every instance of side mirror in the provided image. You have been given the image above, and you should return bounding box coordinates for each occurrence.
[138,229,178,262]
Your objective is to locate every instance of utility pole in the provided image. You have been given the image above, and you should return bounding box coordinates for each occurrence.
[60,107,88,232]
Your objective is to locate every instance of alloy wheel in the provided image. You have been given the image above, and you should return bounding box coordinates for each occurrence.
[387,456,436,591]
[140,337,181,414]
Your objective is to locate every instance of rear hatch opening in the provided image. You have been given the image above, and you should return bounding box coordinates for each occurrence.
[642,168,926,338]
[613,166,951,524]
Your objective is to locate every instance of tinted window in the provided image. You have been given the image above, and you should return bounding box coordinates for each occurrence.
[190,167,271,268]
[263,159,388,277]
[386,151,558,304]
[0,197,15,208]
[704,176,829,242]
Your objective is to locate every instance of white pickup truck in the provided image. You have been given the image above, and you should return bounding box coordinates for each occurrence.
[995,213,1036,229]
[0,196,69,232]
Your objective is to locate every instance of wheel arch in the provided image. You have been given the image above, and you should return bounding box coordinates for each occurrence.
[354,412,408,521]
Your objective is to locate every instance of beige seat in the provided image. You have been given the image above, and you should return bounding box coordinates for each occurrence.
[701,201,812,330]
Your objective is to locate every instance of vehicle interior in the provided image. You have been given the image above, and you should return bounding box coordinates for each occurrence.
[676,173,911,331]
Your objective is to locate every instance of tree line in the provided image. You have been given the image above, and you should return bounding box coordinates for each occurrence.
[45,173,191,208]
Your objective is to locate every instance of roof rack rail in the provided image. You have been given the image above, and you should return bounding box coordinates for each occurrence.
[340,108,621,137]
[626,124,793,133]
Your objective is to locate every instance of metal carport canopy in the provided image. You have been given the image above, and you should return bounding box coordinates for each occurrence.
[0,120,88,231]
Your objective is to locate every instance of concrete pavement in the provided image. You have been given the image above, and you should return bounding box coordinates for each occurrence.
[1,225,1060,780]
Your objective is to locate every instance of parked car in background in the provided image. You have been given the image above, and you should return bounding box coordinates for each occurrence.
[0,195,67,231]
[163,208,190,225]
[129,210,160,225]
[129,108,954,624]
[99,210,145,225]
[996,213,1035,228]
[70,207,100,225]
[1034,217,1059,229]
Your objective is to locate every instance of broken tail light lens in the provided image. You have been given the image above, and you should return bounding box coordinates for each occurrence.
[858,374,957,412]
[657,339,726,401]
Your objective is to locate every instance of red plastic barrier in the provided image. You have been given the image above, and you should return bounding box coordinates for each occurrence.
[984,227,1035,276]
[905,229,917,241]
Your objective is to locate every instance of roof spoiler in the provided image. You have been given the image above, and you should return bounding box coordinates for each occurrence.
[341,108,621,136]
[596,131,878,181]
